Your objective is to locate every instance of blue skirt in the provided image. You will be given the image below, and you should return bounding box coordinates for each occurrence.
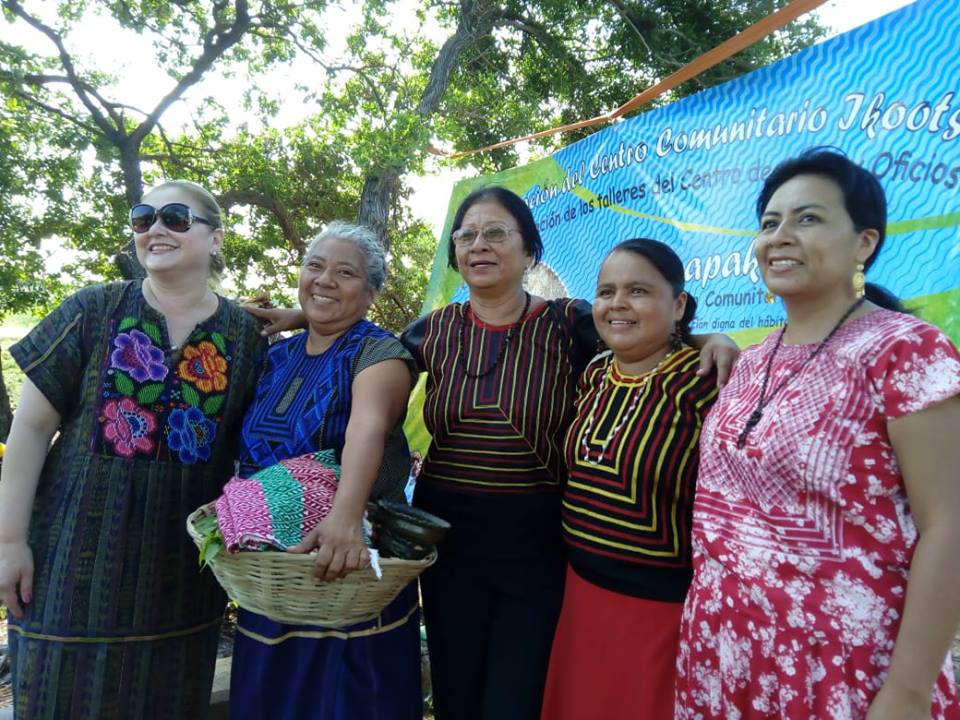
[229,583,422,720]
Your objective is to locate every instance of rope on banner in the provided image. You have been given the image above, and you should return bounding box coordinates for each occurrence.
[435,0,830,160]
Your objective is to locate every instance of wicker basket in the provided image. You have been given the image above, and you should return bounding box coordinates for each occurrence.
[186,502,436,626]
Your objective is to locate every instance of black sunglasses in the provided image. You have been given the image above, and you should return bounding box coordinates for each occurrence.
[129,203,216,234]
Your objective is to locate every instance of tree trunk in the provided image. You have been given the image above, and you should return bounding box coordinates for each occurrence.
[356,0,496,248]
[115,140,147,279]
[357,170,401,250]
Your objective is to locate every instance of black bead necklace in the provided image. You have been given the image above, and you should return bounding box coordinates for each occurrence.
[459,291,531,379]
[736,297,865,449]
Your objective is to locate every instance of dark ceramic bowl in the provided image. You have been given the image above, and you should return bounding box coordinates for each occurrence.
[369,499,451,546]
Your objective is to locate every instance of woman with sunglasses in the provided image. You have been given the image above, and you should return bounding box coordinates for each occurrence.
[0,180,267,719]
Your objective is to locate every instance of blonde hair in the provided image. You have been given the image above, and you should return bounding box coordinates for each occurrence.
[146,179,225,278]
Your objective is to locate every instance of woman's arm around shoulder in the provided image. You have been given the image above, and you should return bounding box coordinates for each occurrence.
[688,333,740,389]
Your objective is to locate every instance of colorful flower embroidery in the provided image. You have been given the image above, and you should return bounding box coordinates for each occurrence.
[101,397,158,458]
[111,329,168,382]
[167,406,217,464]
[178,341,228,394]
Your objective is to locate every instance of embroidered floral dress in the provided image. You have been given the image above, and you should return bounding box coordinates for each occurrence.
[675,310,960,720]
[8,281,266,719]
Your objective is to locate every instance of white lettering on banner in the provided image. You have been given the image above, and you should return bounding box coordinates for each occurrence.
[656,101,829,158]
[839,91,960,141]
[685,250,760,290]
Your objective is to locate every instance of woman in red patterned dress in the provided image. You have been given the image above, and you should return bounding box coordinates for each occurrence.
[675,148,960,719]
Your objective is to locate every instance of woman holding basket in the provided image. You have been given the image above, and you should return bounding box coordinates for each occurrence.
[228,221,422,720]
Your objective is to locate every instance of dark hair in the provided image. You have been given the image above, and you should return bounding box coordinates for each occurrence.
[446,186,544,270]
[605,238,698,346]
[756,147,902,311]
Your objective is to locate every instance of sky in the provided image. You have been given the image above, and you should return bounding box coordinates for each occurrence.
[1,0,917,260]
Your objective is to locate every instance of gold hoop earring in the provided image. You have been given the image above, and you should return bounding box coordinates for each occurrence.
[853,262,866,299]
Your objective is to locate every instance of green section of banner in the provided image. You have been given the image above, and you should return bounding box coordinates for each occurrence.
[728,287,960,349]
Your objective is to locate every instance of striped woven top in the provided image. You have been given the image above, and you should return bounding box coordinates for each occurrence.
[401,298,597,561]
[562,346,717,601]
[403,298,597,493]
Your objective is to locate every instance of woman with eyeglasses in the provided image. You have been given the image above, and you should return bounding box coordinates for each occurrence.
[397,186,738,720]
[0,180,267,719]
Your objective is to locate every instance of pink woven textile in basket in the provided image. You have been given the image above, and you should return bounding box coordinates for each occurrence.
[215,450,340,552]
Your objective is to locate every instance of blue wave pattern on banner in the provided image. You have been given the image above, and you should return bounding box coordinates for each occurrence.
[441,0,960,333]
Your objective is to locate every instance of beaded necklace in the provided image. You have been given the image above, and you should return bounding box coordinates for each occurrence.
[580,351,674,465]
[736,297,865,449]
[459,291,531,379]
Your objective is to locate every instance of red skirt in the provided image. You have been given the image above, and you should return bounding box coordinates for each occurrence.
[540,565,683,720]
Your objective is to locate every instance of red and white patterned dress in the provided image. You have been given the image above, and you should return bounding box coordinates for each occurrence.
[676,309,960,720]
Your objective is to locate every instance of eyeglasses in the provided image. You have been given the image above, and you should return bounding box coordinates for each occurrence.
[451,224,521,246]
[129,203,216,234]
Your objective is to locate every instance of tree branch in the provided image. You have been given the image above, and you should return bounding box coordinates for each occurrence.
[218,189,306,254]
[2,0,123,137]
[3,84,101,136]
[130,0,254,145]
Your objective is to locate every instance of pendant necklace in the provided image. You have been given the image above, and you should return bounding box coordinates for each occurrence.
[459,291,531,379]
[580,351,674,465]
[736,297,865,449]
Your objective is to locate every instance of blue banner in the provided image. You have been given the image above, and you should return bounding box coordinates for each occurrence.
[423,0,960,348]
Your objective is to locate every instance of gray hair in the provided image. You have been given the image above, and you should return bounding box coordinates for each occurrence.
[302,220,387,291]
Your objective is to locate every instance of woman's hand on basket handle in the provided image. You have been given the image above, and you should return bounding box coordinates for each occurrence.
[289,510,369,582]
[0,378,61,617]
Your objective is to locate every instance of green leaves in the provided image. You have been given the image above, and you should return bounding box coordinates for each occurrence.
[136,382,164,404]
[202,393,225,415]
[140,321,162,344]
[194,513,226,568]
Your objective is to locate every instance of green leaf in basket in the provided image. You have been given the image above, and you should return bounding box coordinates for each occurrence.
[182,383,201,407]
[114,371,135,396]
[199,530,225,569]
[194,515,219,535]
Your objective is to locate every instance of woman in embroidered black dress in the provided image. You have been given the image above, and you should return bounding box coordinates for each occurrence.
[0,181,267,719]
